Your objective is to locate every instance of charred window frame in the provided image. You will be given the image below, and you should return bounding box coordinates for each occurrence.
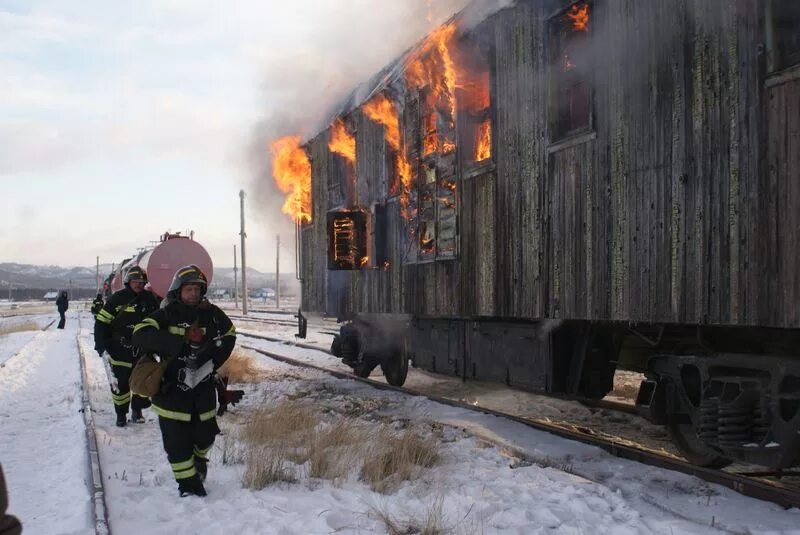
[327,210,368,270]
[767,0,800,73]
[548,1,593,143]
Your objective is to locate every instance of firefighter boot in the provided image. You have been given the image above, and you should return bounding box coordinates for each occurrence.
[115,413,127,427]
[178,475,207,498]
[195,457,208,483]
[130,409,145,424]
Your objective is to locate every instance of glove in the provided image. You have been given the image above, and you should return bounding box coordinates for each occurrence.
[185,324,204,344]
[223,390,244,406]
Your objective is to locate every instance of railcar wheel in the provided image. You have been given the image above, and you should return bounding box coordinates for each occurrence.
[380,353,409,387]
[668,420,732,469]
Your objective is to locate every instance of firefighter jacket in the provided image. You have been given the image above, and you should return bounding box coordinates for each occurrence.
[94,287,160,367]
[131,299,236,423]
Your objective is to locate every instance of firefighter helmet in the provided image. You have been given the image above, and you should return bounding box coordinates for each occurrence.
[124,265,148,285]
[166,265,208,302]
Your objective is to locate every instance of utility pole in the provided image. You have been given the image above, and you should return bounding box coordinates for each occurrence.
[276,234,280,309]
[96,256,100,293]
[239,189,248,315]
[233,244,238,309]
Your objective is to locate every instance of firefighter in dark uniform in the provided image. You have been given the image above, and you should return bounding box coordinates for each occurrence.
[90,293,104,317]
[131,265,236,497]
[95,266,160,427]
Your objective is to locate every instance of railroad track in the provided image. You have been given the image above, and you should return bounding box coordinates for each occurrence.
[229,314,339,336]
[236,332,800,509]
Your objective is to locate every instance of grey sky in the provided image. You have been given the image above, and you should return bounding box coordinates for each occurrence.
[0,0,467,271]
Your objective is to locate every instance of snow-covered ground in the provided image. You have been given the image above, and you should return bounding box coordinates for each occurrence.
[0,311,798,534]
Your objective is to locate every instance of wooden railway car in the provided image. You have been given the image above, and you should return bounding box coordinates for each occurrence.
[289,0,800,468]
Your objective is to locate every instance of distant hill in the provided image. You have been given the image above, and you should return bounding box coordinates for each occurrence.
[0,262,299,293]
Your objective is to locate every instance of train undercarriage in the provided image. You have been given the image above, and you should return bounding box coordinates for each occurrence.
[323,314,800,469]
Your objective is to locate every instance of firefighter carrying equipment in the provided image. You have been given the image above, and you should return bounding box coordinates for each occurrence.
[94,282,160,420]
[131,291,235,495]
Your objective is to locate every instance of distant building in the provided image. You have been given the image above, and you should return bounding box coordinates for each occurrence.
[43,291,59,301]
[211,288,229,299]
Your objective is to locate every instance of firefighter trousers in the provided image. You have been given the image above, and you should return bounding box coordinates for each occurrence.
[110,361,150,417]
[158,413,220,483]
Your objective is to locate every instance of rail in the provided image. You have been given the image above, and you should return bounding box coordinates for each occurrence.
[236,337,800,510]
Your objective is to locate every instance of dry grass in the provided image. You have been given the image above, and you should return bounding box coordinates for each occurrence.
[218,348,264,383]
[0,321,39,336]
[238,398,441,492]
[361,428,441,493]
[372,496,448,535]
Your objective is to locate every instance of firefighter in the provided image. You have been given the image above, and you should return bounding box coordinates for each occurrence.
[90,293,104,317]
[131,265,236,497]
[95,266,160,427]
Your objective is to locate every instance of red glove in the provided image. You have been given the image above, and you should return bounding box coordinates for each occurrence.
[223,390,244,405]
[185,325,204,344]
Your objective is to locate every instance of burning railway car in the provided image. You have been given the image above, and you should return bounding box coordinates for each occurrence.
[277,0,800,469]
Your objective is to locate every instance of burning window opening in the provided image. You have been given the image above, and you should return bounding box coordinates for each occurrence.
[270,136,312,224]
[770,1,800,71]
[475,117,491,162]
[567,3,589,32]
[328,118,356,164]
[419,221,436,254]
[327,211,368,270]
[550,0,592,141]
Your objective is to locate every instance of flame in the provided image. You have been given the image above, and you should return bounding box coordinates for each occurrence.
[405,23,457,122]
[362,94,400,150]
[270,136,311,224]
[360,256,369,267]
[442,138,456,154]
[362,92,416,221]
[475,118,491,161]
[397,153,415,220]
[567,3,589,32]
[328,118,355,163]
[383,260,390,271]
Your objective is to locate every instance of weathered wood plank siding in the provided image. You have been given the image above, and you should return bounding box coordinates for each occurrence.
[300,0,799,329]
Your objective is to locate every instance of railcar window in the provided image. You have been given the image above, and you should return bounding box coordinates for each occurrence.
[771,0,800,71]
[372,203,388,268]
[549,1,593,141]
[326,210,368,270]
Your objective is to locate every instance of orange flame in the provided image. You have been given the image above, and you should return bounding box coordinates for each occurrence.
[475,118,491,161]
[362,92,416,221]
[397,152,415,220]
[328,118,355,163]
[270,136,311,224]
[362,94,400,150]
[567,3,589,32]
[405,23,457,122]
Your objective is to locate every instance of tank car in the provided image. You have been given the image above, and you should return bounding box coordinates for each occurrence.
[108,232,214,299]
[287,0,800,469]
